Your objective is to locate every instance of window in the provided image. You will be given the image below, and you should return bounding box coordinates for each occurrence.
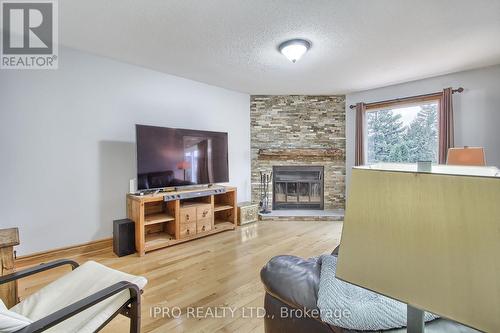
[365,99,439,164]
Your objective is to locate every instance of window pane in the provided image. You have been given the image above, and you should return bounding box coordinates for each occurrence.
[365,102,438,164]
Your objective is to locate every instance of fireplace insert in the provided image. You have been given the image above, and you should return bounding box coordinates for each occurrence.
[273,166,324,210]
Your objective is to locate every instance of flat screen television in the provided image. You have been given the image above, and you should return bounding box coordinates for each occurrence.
[136,124,229,190]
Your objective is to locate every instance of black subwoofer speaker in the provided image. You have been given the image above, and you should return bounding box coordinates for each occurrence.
[113,219,136,257]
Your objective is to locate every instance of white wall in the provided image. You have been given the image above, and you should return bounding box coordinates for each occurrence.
[0,47,250,256]
[346,65,500,192]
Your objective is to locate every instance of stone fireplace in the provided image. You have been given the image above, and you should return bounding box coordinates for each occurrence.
[251,95,346,211]
[273,166,324,210]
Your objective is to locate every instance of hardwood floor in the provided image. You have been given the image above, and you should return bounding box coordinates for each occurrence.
[16,221,342,332]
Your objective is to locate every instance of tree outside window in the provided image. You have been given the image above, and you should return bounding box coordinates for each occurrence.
[365,101,439,164]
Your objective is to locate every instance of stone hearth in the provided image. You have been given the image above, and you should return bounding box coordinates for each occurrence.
[251,95,346,212]
[259,209,344,222]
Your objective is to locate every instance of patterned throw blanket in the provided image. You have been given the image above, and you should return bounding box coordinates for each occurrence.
[317,255,439,330]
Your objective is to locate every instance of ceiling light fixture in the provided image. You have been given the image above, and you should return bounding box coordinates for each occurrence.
[278,39,311,63]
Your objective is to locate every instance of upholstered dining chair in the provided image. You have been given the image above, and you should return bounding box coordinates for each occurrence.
[0,259,147,333]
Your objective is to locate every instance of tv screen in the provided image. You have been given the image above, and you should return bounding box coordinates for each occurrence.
[136,125,229,190]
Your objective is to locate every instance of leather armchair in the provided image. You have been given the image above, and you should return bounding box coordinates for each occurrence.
[261,255,336,333]
[260,247,479,333]
[260,246,340,333]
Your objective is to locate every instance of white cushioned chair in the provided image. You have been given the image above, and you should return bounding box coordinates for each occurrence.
[0,259,147,333]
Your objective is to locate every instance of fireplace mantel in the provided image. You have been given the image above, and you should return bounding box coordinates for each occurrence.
[258,148,344,161]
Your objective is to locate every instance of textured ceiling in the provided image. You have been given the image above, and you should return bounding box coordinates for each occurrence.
[59,0,500,94]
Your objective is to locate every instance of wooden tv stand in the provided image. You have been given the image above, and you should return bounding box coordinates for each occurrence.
[127,186,237,256]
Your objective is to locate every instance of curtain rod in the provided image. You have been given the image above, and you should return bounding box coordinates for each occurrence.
[348,87,464,110]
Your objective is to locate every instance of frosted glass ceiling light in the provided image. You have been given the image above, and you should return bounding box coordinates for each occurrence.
[278,39,311,63]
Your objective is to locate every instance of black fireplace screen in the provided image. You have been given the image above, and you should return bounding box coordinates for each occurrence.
[273,166,324,210]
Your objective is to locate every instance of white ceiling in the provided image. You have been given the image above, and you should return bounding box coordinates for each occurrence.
[60,0,500,95]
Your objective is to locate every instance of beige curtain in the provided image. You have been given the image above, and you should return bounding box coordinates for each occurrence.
[355,103,366,166]
[439,88,455,164]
